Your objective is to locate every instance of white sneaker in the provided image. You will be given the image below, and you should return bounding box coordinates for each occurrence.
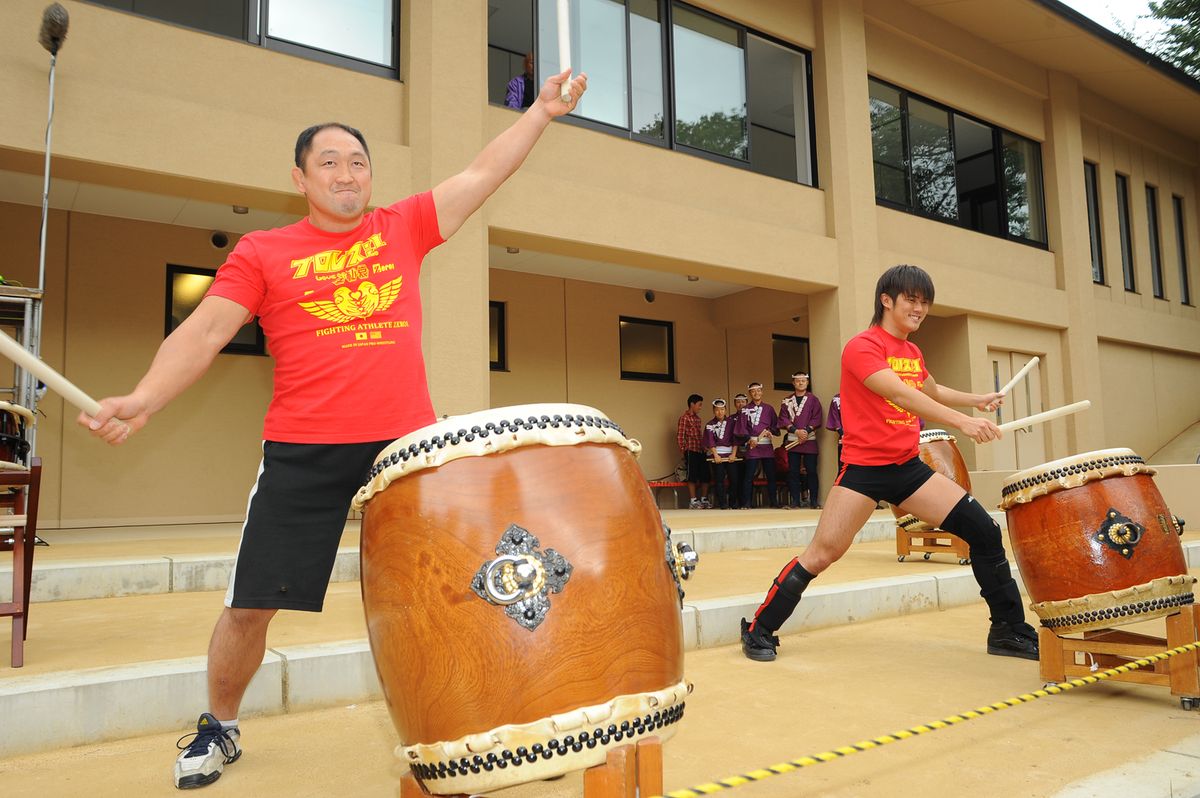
[688,498,702,509]
[700,498,712,509]
[174,713,241,789]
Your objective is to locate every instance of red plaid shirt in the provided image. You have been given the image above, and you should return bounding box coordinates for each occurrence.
[677,411,703,453]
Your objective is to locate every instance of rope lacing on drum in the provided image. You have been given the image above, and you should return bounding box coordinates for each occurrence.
[1000,453,1146,499]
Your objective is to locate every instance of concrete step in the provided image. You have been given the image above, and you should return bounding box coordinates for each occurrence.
[3,521,1197,762]
[0,509,954,603]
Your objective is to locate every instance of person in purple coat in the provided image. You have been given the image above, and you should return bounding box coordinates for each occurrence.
[504,53,536,109]
[734,382,781,508]
[780,372,824,509]
[826,392,844,472]
[702,398,740,509]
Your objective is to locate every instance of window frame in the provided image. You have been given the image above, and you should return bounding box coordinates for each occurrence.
[1116,172,1137,293]
[490,1,818,187]
[1146,184,1166,299]
[618,315,676,383]
[164,264,267,356]
[771,334,811,391]
[866,76,1048,249]
[1175,195,1193,306]
[1084,161,1105,285]
[489,300,509,372]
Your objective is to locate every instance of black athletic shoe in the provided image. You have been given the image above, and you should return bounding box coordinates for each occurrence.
[987,621,1040,660]
[740,617,780,662]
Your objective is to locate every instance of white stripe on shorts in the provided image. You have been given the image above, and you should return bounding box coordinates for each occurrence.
[224,443,267,608]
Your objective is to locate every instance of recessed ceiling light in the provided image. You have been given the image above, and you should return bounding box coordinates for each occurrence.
[687,275,699,282]
[506,247,520,254]
[232,205,249,215]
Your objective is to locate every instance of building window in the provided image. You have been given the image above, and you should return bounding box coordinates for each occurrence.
[488,0,535,107]
[1147,186,1165,299]
[488,1,816,185]
[86,0,398,77]
[1085,161,1104,284]
[1175,196,1192,306]
[771,335,810,391]
[619,316,675,382]
[867,77,1048,246]
[1116,173,1136,292]
[165,265,265,356]
[489,301,508,371]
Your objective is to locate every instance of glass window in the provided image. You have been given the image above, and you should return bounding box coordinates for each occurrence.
[488,0,535,108]
[954,115,1000,236]
[489,301,508,371]
[1085,162,1104,284]
[265,0,394,68]
[771,335,810,391]
[540,0,629,129]
[1147,185,1165,299]
[1001,132,1046,243]
[907,99,956,220]
[1175,196,1192,306]
[1116,173,1136,292]
[89,0,247,38]
[672,6,747,161]
[630,0,665,141]
[868,79,908,206]
[747,35,811,184]
[619,316,675,382]
[166,265,265,356]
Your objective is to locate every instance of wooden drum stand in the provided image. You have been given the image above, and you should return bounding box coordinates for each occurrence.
[1039,604,1200,710]
[399,736,663,798]
[895,518,971,565]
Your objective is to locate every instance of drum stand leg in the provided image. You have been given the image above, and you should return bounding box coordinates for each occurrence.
[584,736,662,798]
[895,525,971,565]
[1037,605,1200,708]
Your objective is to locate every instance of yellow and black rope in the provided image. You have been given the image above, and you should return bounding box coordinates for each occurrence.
[651,641,1200,798]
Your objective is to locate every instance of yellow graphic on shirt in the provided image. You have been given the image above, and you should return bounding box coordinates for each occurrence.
[298,276,403,323]
[289,233,386,279]
[884,354,924,425]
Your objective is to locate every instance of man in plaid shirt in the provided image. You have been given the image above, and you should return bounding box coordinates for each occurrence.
[677,394,711,508]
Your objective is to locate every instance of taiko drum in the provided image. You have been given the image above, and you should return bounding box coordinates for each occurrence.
[1000,448,1192,634]
[890,429,972,532]
[0,401,33,465]
[353,404,690,795]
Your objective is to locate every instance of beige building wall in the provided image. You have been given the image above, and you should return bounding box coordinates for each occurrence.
[0,0,1195,525]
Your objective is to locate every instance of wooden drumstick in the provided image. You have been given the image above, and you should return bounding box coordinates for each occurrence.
[0,329,101,416]
[557,0,572,102]
[997,400,1090,433]
[998,356,1039,397]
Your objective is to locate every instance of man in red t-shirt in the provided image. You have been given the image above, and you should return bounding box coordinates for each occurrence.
[78,70,588,789]
[740,264,1039,664]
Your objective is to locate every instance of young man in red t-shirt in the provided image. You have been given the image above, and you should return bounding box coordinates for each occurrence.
[740,264,1039,663]
[79,71,589,789]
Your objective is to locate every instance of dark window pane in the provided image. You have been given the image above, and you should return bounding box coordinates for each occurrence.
[267,0,394,67]
[1001,133,1046,243]
[619,317,675,381]
[540,0,629,128]
[1085,162,1104,284]
[1176,196,1192,305]
[89,0,248,38]
[167,265,264,355]
[488,0,534,107]
[1116,173,1136,291]
[630,0,665,140]
[907,99,956,220]
[747,34,810,184]
[1147,186,1165,298]
[954,115,1000,235]
[672,6,747,160]
[868,79,907,206]
[772,335,810,391]
[489,301,507,371]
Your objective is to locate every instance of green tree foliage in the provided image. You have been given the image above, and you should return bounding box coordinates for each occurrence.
[1147,0,1200,78]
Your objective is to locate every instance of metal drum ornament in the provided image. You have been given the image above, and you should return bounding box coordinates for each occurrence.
[354,404,695,795]
[891,429,972,533]
[999,448,1191,635]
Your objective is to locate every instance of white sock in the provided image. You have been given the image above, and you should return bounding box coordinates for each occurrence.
[218,718,239,729]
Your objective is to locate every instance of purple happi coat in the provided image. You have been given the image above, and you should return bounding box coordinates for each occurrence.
[733,401,778,460]
[779,392,823,454]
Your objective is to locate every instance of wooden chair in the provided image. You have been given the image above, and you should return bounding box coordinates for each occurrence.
[0,457,42,668]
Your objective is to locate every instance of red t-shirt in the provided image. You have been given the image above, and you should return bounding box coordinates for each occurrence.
[839,325,930,466]
[207,192,444,443]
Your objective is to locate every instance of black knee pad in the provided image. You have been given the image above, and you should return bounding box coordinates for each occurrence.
[942,494,1003,554]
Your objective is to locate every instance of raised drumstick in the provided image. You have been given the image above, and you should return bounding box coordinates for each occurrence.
[0,329,100,416]
[998,356,1039,397]
[996,399,1090,433]
[557,0,572,102]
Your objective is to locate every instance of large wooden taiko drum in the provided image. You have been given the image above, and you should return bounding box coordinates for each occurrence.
[891,429,972,533]
[353,404,691,796]
[1000,448,1192,634]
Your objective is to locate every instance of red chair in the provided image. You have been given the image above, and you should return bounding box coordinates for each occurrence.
[0,457,42,668]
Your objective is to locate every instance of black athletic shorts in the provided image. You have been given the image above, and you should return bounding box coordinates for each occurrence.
[832,455,936,506]
[685,450,710,484]
[225,439,391,612]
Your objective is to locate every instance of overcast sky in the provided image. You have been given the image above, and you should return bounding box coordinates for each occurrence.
[1055,0,1171,46]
